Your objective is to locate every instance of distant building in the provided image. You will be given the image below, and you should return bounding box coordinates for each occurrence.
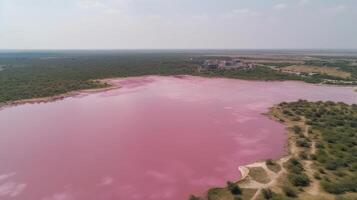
[203,58,256,70]
[203,60,219,69]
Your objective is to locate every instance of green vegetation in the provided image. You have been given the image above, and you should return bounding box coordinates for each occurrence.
[1,51,356,104]
[266,159,282,173]
[198,67,304,81]
[286,158,310,187]
[0,52,197,103]
[227,181,242,195]
[248,167,271,184]
[262,188,274,199]
[278,101,357,195]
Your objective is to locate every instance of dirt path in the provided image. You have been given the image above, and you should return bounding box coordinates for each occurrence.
[242,109,321,200]
[239,156,291,200]
[303,125,320,196]
[235,107,335,200]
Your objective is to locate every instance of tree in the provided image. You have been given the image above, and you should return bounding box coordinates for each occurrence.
[227,181,242,195]
[288,173,310,187]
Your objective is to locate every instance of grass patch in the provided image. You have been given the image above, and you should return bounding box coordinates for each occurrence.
[266,160,282,173]
[249,167,271,184]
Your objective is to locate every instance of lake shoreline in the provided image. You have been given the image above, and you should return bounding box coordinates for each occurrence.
[0,79,120,111]
[1,75,356,112]
[1,75,356,200]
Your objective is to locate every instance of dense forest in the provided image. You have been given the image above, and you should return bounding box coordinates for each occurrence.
[0,51,197,103]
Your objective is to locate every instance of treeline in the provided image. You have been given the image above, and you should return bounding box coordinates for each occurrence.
[198,67,331,84]
[0,53,197,103]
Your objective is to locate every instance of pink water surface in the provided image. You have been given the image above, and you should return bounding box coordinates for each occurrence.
[0,76,356,200]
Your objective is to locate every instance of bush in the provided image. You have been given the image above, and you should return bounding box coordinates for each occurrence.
[325,161,338,170]
[314,172,321,180]
[288,173,310,187]
[299,151,308,160]
[266,159,275,165]
[289,158,302,166]
[227,181,242,195]
[282,186,297,197]
[319,168,326,174]
[292,126,302,134]
[262,188,274,199]
[296,139,311,148]
[310,154,317,160]
[321,181,345,194]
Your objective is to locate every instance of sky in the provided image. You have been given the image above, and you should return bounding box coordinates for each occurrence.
[0,0,356,49]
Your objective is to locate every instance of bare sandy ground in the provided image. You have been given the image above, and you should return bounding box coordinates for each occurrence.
[282,65,351,78]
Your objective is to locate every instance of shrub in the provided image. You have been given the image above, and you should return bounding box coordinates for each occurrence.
[321,181,345,194]
[266,159,275,165]
[287,158,304,174]
[292,126,302,134]
[299,151,308,160]
[282,186,297,197]
[227,181,242,195]
[262,188,274,199]
[325,161,338,170]
[288,173,310,187]
[292,116,301,121]
[316,142,325,149]
[296,138,311,148]
[289,158,302,166]
[310,154,317,160]
[319,168,326,174]
[313,172,321,180]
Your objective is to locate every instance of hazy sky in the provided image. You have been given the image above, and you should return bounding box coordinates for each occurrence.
[1,0,356,49]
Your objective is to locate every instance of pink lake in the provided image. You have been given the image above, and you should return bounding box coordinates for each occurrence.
[0,76,356,200]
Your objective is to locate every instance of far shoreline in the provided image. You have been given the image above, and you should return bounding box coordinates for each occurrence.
[1,75,356,112]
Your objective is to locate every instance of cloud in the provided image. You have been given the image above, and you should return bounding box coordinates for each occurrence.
[0,182,27,197]
[76,0,128,14]
[327,5,348,13]
[273,3,287,11]
[299,0,310,6]
[223,8,261,18]
[77,0,106,9]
